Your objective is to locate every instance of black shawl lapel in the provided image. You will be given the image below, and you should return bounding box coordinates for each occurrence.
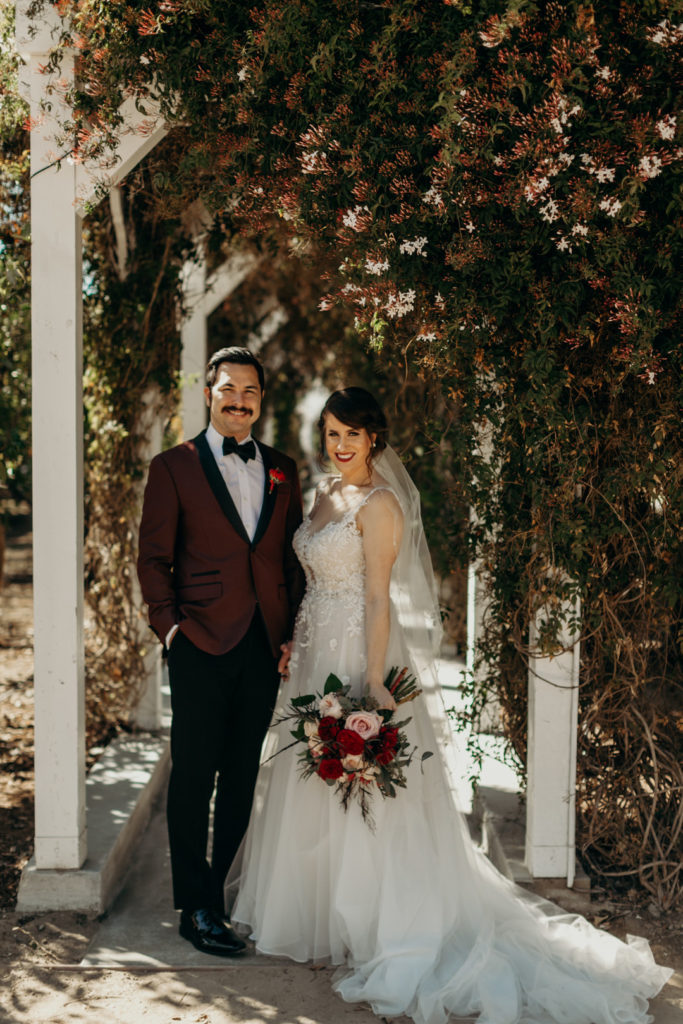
[252,441,278,547]
[192,431,251,545]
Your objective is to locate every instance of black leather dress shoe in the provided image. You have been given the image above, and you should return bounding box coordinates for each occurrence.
[179,908,247,957]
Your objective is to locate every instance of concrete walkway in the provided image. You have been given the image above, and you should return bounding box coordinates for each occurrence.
[5,656,681,1024]
[9,795,679,1024]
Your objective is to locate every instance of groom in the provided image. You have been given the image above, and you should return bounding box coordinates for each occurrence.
[137,346,304,956]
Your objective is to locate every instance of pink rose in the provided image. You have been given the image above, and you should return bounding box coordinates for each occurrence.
[317,693,344,719]
[345,710,383,741]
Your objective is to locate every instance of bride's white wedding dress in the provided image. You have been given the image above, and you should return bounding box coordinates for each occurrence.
[232,464,671,1024]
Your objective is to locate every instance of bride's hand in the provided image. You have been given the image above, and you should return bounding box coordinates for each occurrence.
[367,683,397,711]
[278,642,293,680]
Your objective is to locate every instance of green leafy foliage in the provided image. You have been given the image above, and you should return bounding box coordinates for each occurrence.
[15,0,683,903]
[0,2,31,506]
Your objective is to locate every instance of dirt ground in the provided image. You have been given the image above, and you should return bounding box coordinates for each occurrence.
[0,519,681,1023]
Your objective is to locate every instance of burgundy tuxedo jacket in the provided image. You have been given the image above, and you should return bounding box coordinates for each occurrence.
[137,431,305,658]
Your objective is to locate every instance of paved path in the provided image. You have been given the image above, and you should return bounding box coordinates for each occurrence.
[2,655,680,1024]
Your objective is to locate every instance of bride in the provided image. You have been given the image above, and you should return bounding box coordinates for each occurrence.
[232,387,672,1024]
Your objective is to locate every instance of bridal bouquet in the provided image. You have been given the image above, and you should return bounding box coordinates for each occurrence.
[276,666,431,828]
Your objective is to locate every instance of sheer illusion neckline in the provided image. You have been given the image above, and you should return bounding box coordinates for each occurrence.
[305,483,394,539]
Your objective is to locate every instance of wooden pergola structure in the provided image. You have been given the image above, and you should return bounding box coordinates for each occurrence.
[15,0,581,909]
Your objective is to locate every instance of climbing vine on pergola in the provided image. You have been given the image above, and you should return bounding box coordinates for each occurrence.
[26,0,683,906]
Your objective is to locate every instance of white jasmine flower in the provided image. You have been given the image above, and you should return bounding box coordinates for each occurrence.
[595,167,616,183]
[423,186,444,206]
[385,289,416,319]
[647,20,683,47]
[556,236,572,252]
[237,66,249,83]
[571,223,588,237]
[540,199,559,222]
[417,331,437,342]
[300,151,324,173]
[399,236,428,256]
[365,257,390,275]
[599,197,622,216]
[639,154,663,179]
[596,66,611,80]
[656,114,676,140]
[342,204,370,230]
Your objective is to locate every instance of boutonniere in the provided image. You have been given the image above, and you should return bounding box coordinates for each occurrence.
[268,468,286,494]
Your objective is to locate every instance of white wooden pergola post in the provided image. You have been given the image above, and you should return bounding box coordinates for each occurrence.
[526,595,581,885]
[16,1,168,873]
[25,43,86,869]
[180,249,258,437]
[466,412,581,885]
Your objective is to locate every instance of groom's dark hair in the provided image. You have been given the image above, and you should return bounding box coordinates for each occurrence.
[206,347,265,392]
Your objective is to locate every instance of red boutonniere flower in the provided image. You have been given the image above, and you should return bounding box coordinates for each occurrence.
[268,467,286,494]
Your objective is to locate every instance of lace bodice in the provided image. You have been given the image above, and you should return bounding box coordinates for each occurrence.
[289,484,395,685]
[293,508,365,601]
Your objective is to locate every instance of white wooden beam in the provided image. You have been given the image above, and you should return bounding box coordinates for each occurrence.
[74,92,169,212]
[526,593,580,884]
[16,2,170,215]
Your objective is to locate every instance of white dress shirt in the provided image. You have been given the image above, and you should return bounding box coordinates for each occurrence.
[205,422,265,540]
[166,424,265,649]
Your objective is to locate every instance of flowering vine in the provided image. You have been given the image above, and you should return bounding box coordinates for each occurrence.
[20,0,683,906]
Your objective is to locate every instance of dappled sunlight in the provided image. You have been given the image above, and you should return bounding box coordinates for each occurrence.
[1,964,423,1024]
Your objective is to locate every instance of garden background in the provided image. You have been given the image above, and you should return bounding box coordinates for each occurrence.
[0,0,681,912]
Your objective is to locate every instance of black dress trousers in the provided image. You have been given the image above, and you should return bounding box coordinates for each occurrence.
[166,613,280,915]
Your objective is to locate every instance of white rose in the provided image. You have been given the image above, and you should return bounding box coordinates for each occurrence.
[317,693,344,719]
[342,754,365,772]
[303,720,319,738]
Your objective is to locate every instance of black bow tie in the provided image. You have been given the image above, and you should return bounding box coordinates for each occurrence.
[222,436,256,463]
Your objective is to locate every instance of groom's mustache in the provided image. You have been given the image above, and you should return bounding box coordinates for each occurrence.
[223,405,252,415]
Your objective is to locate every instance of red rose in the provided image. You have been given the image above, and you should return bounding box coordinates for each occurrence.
[337,729,365,756]
[376,748,397,766]
[318,758,344,781]
[318,717,341,741]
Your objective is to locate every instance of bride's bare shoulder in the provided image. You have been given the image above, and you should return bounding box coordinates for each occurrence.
[358,480,403,524]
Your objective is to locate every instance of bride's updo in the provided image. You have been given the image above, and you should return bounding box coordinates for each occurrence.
[317,387,389,468]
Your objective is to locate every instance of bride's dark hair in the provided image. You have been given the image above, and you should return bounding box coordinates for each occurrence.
[317,387,389,471]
